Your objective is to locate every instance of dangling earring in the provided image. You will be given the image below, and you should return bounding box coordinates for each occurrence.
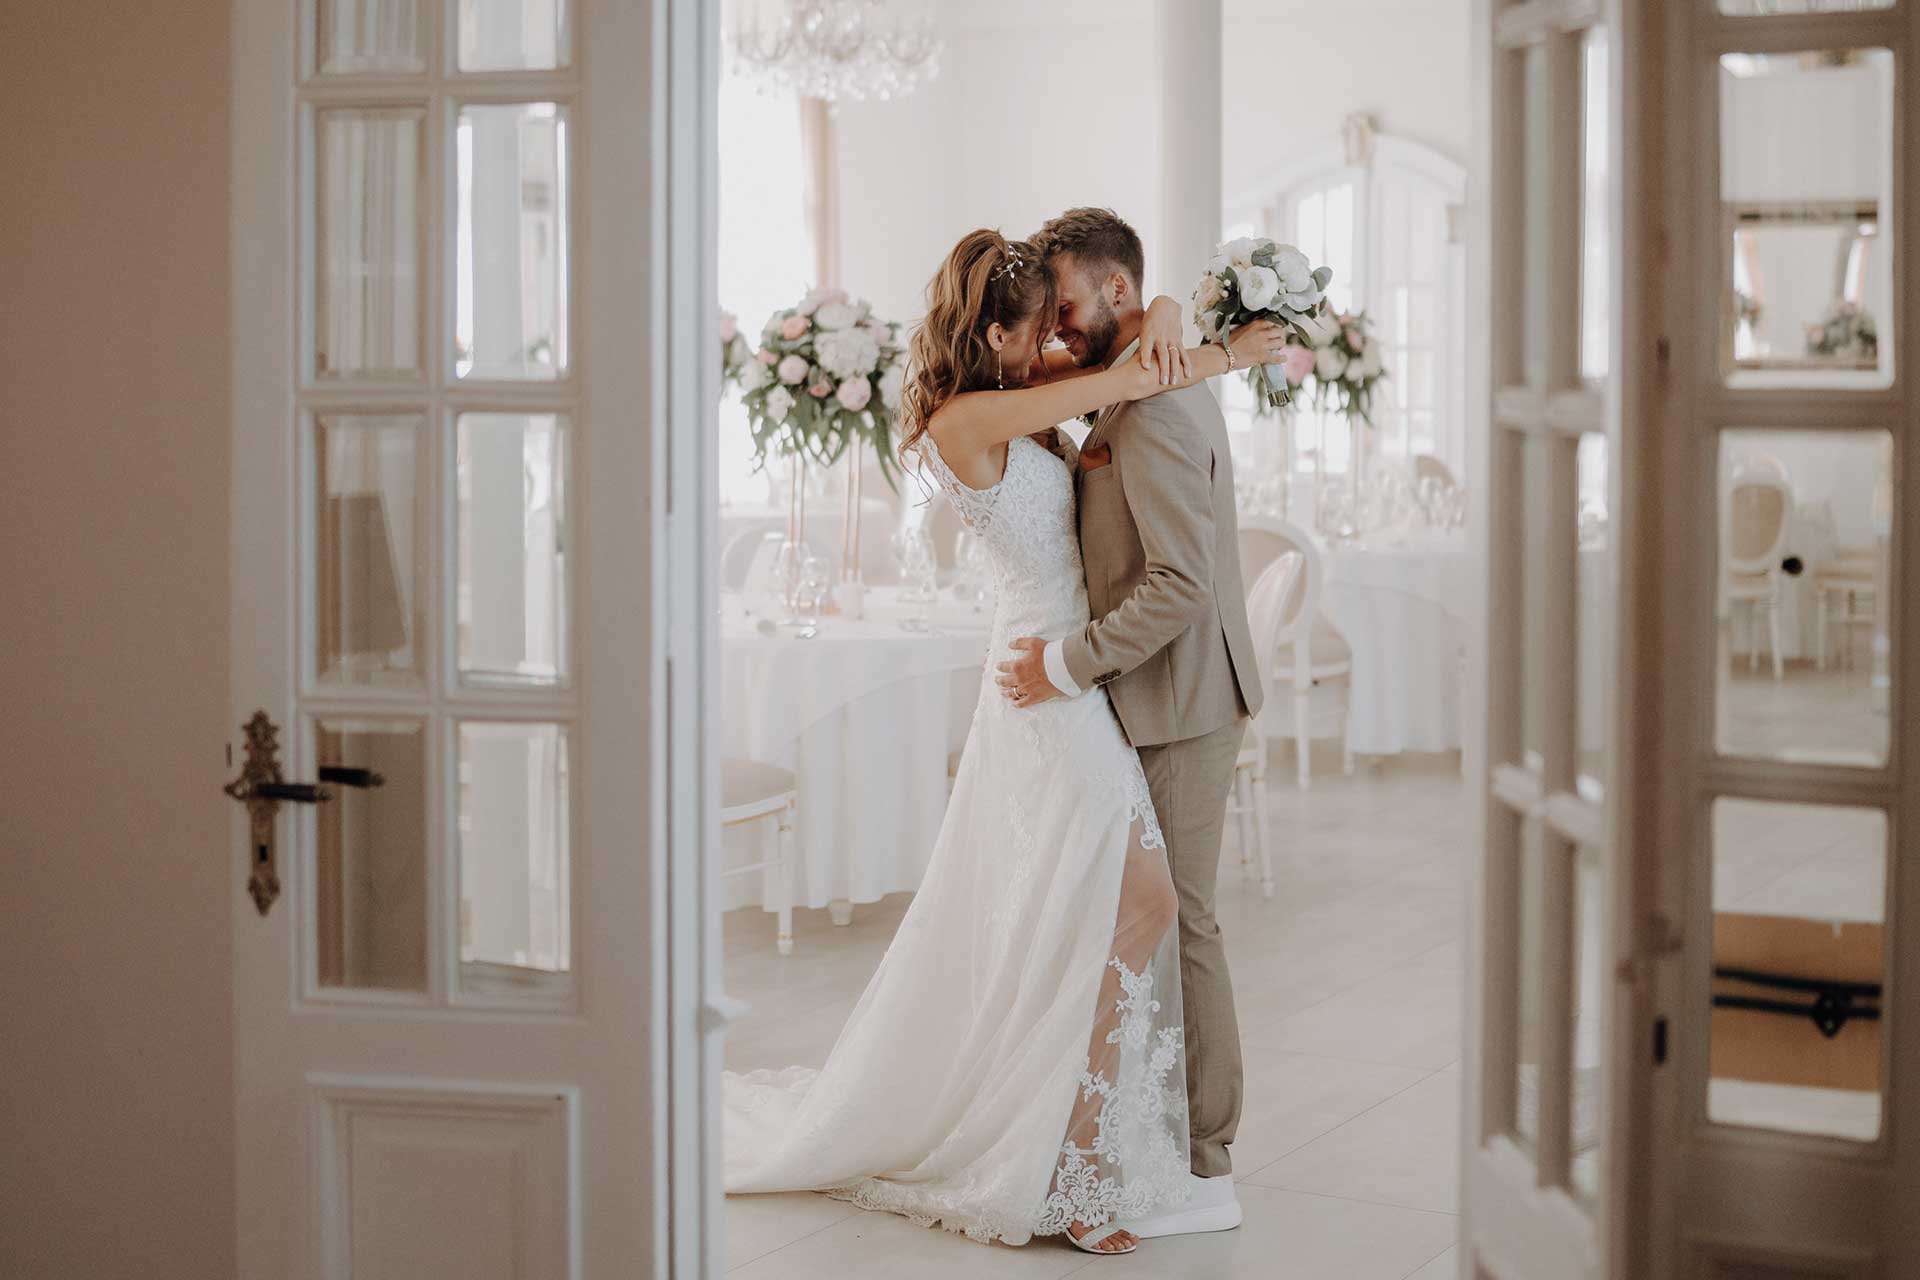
[997,354,1005,389]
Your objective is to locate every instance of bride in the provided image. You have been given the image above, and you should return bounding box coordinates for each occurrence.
[723,229,1289,1256]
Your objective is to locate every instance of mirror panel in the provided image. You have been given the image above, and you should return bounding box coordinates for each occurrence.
[1709,798,1886,1144]
[1714,429,1893,767]
[1720,49,1894,387]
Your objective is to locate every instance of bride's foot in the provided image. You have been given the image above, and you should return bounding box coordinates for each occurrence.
[1067,1220,1138,1254]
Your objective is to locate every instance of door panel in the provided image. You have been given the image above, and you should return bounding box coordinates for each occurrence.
[232,0,664,1273]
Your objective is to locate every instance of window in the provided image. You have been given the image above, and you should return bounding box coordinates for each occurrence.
[718,78,812,508]
[1223,132,1467,493]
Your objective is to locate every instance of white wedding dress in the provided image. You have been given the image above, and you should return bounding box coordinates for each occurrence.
[724,434,1192,1246]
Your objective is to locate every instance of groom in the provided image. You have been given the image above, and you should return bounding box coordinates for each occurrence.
[998,207,1264,1236]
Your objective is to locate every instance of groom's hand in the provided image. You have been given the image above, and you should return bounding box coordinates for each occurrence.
[996,638,1063,709]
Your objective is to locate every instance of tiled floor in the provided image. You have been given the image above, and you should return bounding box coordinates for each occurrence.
[723,748,1468,1279]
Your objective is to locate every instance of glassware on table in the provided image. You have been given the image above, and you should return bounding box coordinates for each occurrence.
[774,536,816,629]
[894,525,939,605]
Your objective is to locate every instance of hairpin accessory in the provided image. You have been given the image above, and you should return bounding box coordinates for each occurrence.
[990,242,1027,283]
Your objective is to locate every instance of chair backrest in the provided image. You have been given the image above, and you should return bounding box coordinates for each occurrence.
[1243,517,1324,689]
[1413,454,1458,489]
[1238,514,1299,600]
[721,526,771,590]
[738,529,787,599]
[1725,462,1793,576]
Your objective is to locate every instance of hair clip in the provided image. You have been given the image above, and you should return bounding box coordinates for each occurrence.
[991,243,1027,283]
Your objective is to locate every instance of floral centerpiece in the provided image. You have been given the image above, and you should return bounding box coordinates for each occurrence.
[1191,236,1335,413]
[738,286,906,488]
[1309,311,1387,427]
[718,308,754,394]
[1805,299,1877,362]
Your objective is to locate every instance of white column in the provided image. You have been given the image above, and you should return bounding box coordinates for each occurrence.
[1155,0,1223,313]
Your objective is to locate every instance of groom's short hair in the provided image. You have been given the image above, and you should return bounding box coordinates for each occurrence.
[1034,208,1144,296]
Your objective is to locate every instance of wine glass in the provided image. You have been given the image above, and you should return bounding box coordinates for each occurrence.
[895,525,938,605]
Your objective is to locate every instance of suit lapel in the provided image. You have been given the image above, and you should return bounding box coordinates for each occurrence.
[1082,337,1143,453]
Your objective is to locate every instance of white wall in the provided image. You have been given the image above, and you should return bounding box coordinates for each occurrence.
[1222,0,1471,203]
[833,4,1165,326]
[830,0,1470,330]
[0,2,236,1275]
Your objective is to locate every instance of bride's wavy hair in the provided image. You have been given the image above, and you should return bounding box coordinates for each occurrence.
[898,229,1056,460]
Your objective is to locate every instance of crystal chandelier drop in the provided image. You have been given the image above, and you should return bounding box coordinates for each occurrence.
[728,0,942,104]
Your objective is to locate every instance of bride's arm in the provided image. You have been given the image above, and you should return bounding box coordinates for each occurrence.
[930,320,1289,459]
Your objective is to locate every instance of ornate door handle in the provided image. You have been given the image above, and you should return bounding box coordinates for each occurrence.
[223,711,386,916]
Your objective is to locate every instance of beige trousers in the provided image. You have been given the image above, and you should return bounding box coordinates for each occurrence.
[1135,715,1247,1178]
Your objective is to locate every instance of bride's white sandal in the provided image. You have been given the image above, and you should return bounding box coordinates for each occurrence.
[1067,1223,1138,1256]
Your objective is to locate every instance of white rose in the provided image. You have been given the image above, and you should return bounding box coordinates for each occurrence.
[1360,343,1384,378]
[764,386,796,420]
[815,301,862,331]
[1223,236,1259,272]
[777,353,810,385]
[740,357,772,391]
[1239,265,1281,312]
[878,363,905,410]
[816,327,882,380]
[1315,346,1349,381]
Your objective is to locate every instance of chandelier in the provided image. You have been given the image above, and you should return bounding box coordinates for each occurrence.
[728,0,942,104]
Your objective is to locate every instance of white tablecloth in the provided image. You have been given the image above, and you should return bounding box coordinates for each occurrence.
[722,588,991,912]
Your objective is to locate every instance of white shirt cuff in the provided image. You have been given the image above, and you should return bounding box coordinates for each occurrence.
[1042,640,1084,699]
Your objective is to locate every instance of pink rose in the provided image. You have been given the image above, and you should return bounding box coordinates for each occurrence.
[777,354,809,384]
[719,310,738,343]
[835,378,873,412]
[1344,327,1364,351]
[1280,343,1315,386]
[757,347,778,365]
[780,314,811,340]
[808,381,834,399]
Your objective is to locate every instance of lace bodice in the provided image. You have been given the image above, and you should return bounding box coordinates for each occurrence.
[912,435,1090,646]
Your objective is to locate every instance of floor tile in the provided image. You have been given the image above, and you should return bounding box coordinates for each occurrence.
[1243,1068,1462,1214]
[725,1192,860,1271]
[1227,1051,1430,1179]
[1059,1183,1456,1280]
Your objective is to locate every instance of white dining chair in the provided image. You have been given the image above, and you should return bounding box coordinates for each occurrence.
[1723,460,1794,681]
[1237,516,1294,602]
[720,757,798,956]
[1413,454,1459,490]
[1814,549,1877,671]
[1244,520,1355,792]
[721,526,773,591]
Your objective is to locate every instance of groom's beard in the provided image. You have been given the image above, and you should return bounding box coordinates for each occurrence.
[1061,302,1120,369]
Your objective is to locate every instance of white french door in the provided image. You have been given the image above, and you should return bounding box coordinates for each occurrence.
[1642,1,1920,1276]
[1463,0,1644,1276]
[228,0,718,1275]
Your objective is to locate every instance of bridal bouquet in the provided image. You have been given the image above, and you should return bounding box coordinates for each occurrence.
[1310,311,1388,427]
[718,308,754,394]
[1191,236,1335,413]
[1805,299,1877,362]
[738,286,907,487]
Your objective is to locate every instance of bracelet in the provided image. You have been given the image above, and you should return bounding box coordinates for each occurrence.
[1223,340,1237,372]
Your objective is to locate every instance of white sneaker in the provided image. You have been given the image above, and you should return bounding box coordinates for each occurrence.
[1124,1173,1242,1238]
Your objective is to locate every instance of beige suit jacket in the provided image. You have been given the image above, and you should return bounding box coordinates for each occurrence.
[1063,340,1264,746]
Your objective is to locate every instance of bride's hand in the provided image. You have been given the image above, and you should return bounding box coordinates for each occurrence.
[1140,295,1190,385]
[1227,318,1292,367]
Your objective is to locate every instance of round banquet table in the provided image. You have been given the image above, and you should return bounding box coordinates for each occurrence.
[721,586,992,918]
[1262,531,1608,761]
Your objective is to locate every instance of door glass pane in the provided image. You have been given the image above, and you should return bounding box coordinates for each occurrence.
[1710,798,1886,1143]
[1715,429,1892,766]
[456,413,568,687]
[456,102,570,381]
[315,413,428,687]
[1576,433,1610,794]
[317,0,425,75]
[1720,49,1894,388]
[1580,27,1611,384]
[1570,848,1603,1202]
[1513,822,1545,1151]
[457,0,568,71]
[457,721,571,995]
[314,718,428,993]
[316,107,425,380]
